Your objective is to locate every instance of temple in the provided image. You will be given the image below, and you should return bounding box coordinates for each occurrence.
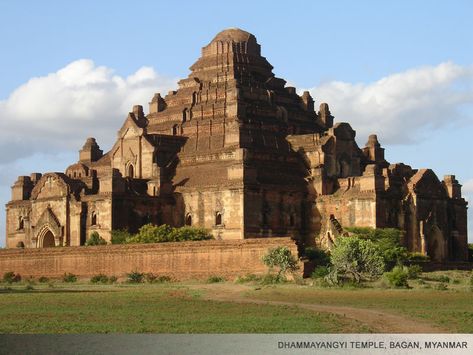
[5,28,469,262]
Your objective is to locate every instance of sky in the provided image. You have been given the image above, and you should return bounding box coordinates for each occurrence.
[0,0,472,246]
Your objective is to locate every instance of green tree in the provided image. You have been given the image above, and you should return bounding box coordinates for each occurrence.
[111,229,132,244]
[345,227,408,269]
[124,224,213,244]
[85,231,107,246]
[330,236,385,283]
[262,246,299,282]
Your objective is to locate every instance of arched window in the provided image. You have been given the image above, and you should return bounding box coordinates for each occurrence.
[172,124,178,136]
[91,212,97,226]
[215,212,222,226]
[182,109,188,122]
[18,217,24,230]
[73,172,77,178]
[128,164,134,178]
[185,214,192,226]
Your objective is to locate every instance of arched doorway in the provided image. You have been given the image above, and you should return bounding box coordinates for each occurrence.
[128,164,134,178]
[42,230,55,248]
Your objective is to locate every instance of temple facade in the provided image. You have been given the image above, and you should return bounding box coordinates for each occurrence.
[5,28,469,262]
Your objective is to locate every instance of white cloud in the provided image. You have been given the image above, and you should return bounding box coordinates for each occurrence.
[0,59,177,164]
[307,62,473,145]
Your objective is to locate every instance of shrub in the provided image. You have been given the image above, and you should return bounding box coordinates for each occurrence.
[235,274,261,283]
[38,276,49,283]
[145,273,158,283]
[383,266,409,288]
[304,247,330,266]
[260,274,282,285]
[124,224,213,244]
[156,275,172,283]
[436,283,448,291]
[109,276,118,283]
[207,275,225,283]
[90,274,109,284]
[345,227,408,269]
[330,237,385,283]
[63,273,77,283]
[111,229,132,244]
[25,284,34,291]
[311,266,330,279]
[407,264,423,279]
[437,275,451,283]
[127,271,144,283]
[85,231,107,246]
[262,246,299,282]
[3,272,21,284]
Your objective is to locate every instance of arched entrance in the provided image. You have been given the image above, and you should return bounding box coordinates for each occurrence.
[42,230,55,248]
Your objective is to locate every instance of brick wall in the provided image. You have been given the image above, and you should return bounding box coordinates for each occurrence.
[0,238,299,280]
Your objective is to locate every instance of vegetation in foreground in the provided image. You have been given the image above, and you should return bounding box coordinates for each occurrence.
[0,282,366,333]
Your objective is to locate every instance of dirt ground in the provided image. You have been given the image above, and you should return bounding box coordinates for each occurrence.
[188,283,445,333]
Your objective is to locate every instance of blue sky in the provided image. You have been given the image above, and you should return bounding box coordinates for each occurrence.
[0,0,472,246]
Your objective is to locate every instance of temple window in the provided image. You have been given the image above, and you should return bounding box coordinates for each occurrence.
[172,124,178,136]
[185,214,192,226]
[91,212,97,226]
[128,164,134,178]
[18,217,24,230]
[215,212,222,226]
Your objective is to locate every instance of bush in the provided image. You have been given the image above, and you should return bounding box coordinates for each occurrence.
[207,275,225,283]
[345,227,408,269]
[109,276,118,283]
[235,274,261,283]
[63,273,77,283]
[262,246,299,282]
[437,275,451,283]
[111,229,132,244]
[25,284,34,291]
[156,275,172,283]
[304,247,330,266]
[2,272,21,284]
[85,232,107,246]
[260,274,282,285]
[311,266,330,279]
[145,273,159,283]
[38,276,49,283]
[124,224,213,244]
[330,237,385,283]
[90,274,109,284]
[436,283,448,291]
[383,266,409,288]
[127,271,144,283]
[407,264,423,279]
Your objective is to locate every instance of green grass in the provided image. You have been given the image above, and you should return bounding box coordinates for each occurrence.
[0,283,366,333]
[246,284,473,333]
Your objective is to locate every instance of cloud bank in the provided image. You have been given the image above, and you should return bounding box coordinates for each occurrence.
[307,62,473,145]
[0,59,178,164]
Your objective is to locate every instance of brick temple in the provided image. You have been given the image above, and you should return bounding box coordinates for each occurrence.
[5,28,468,262]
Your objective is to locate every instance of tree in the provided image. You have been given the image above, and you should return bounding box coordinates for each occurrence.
[330,236,385,283]
[124,224,213,244]
[85,231,107,246]
[262,246,299,282]
[345,227,408,269]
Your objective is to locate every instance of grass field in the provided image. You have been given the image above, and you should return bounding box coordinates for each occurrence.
[0,283,367,333]
[0,269,471,333]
